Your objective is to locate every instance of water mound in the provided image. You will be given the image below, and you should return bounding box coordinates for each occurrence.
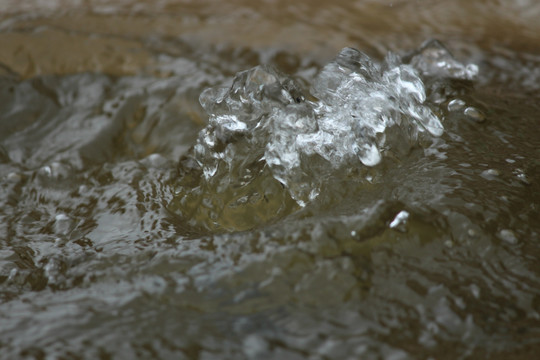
[171,41,477,231]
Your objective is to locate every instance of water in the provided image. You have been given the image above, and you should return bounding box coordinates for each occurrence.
[1,1,540,359]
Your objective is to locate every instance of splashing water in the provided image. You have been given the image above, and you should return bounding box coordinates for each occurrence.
[171,40,478,230]
[3,2,540,358]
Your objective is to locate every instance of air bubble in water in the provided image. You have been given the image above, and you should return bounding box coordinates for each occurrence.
[448,99,466,112]
[464,107,486,123]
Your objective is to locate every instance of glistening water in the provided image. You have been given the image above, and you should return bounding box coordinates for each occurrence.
[1,1,540,359]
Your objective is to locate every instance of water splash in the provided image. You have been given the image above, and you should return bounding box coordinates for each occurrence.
[405,39,478,81]
[172,40,478,230]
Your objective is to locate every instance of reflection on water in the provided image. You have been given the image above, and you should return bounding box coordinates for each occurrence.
[1,1,540,359]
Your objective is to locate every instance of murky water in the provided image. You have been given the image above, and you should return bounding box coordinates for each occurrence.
[1,1,540,359]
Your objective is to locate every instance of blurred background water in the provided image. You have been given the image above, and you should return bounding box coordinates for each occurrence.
[1,1,540,359]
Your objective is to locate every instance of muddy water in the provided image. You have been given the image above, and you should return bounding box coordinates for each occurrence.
[1,1,540,359]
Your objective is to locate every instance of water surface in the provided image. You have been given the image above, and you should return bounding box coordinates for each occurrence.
[1,1,540,359]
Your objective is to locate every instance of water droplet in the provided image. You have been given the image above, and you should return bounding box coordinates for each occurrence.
[481,169,499,180]
[448,99,466,112]
[498,229,518,244]
[464,107,485,123]
[359,144,382,166]
[389,210,410,232]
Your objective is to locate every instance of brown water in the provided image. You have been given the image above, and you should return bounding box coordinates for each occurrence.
[1,1,540,359]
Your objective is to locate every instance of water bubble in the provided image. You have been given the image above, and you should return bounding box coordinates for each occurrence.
[464,107,486,123]
[447,99,466,112]
[498,229,518,244]
[481,169,499,180]
[359,144,382,166]
[389,210,410,232]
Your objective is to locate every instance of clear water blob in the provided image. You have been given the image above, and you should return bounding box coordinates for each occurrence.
[464,106,486,123]
[171,41,478,231]
[447,99,466,112]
